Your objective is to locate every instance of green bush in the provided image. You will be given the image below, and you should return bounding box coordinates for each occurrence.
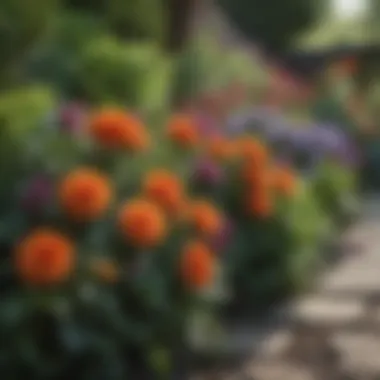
[312,160,359,227]
[0,0,59,87]
[106,0,166,42]
[62,0,166,43]
[77,37,172,113]
[0,85,57,208]
[0,107,224,378]
[223,175,327,307]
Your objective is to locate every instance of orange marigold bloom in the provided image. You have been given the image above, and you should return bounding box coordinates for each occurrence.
[272,166,297,197]
[180,240,215,289]
[90,258,119,283]
[59,168,112,221]
[142,169,184,216]
[15,229,75,286]
[190,200,223,236]
[206,136,235,161]
[237,137,268,164]
[167,114,199,148]
[246,190,273,218]
[89,108,149,151]
[118,199,167,248]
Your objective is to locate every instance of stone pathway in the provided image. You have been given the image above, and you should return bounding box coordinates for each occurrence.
[194,197,380,380]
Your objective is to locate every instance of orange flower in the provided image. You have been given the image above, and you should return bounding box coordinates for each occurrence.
[59,168,112,221]
[89,108,149,151]
[180,240,215,289]
[246,190,273,218]
[90,258,119,283]
[206,136,235,161]
[190,200,223,236]
[272,166,297,197]
[142,169,184,216]
[241,162,271,187]
[118,199,167,248]
[15,229,75,286]
[167,114,199,148]
[237,136,268,164]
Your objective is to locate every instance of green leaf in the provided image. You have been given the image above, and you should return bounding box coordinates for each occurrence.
[147,346,172,376]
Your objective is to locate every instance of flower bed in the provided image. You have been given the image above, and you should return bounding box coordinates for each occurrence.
[0,34,362,377]
[0,107,230,378]
[187,87,360,315]
[0,93,360,375]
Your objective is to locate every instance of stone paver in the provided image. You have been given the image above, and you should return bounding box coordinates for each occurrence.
[258,330,292,358]
[292,296,365,326]
[244,363,315,380]
[332,332,380,374]
[196,198,380,379]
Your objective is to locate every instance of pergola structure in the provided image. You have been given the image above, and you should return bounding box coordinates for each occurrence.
[286,16,380,80]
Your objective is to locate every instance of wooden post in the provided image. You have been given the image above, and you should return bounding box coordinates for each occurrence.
[165,0,195,53]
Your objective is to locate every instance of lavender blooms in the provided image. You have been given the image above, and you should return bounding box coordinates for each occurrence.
[223,105,358,169]
[211,219,234,254]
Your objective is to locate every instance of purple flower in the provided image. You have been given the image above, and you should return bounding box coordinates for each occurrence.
[286,129,313,150]
[312,124,347,152]
[195,113,219,137]
[332,140,361,167]
[59,103,87,133]
[225,111,253,136]
[225,106,287,138]
[192,159,224,186]
[211,220,234,253]
[20,175,53,214]
[263,121,289,143]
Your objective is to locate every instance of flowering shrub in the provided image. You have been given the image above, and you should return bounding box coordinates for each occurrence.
[188,132,328,309]
[182,60,359,309]
[312,160,359,228]
[0,105,227,378]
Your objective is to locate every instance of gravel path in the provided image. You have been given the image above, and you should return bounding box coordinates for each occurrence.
[194,197,380,380]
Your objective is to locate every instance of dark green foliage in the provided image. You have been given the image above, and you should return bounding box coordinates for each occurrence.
[0,110,223,378]
[313,161,358,227]
[106,0,167,42]
[26,12,108,98]
[312,93,357,133]
[223,183,328,309]
[0,85,57,211]
[27,15,172,110]
[64,0,105,12]
[164,0,193,52]
[0,0,60,87]
[217,0,319,54]
[62,0,166,43]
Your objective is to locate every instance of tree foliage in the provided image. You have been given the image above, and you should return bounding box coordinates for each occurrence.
[0,0,60,87]
[217,0,319,54]
[63,0,167,43]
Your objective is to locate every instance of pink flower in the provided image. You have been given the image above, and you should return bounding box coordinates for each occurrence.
[59,103,87,133]
[20,175,53,214]
[193,159,224,186]
[211,220,234,253]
